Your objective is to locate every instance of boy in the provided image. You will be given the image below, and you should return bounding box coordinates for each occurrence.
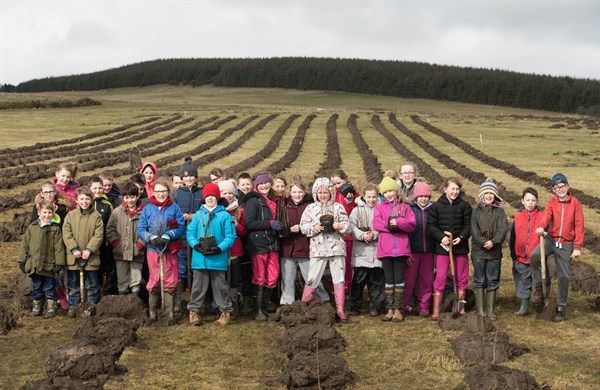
[106,182,145,297]
[99,171,122,209]
[172,173,183,190]
[130,172,148,202]
[89,176,115,296]
[62,187,104,317]
[237,172,253,207]
[19,200,66,318]
[348,183,384,317]
[531,173,585,322]
[172,158,203,313]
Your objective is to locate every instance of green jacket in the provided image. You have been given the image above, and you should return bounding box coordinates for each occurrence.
[470,203,508,260]
[106,204,145,262]
[19,218,66,277]
[62,206,104,271]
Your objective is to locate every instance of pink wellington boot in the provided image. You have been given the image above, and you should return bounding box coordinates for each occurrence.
[301,286,317,302]
[333,283,348,322]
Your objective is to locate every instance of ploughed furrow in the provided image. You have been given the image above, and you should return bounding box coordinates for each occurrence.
[347,114,383,183]
[223,115,300,178]
[390,114,600,256]
[263,114,316,175]
[0,116,161,156]
[315,114,341,178]
[410,115,600,210]
[0,116,201,189]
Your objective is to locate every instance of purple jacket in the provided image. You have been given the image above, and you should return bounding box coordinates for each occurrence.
[373,200,416,258]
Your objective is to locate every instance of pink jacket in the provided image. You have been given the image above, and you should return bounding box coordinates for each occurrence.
[373,200,416,258]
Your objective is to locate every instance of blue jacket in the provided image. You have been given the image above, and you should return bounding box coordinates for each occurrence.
[409,200,435,253]
[137,200,185,254]
[173,185,203,215]
[187,204,236,271]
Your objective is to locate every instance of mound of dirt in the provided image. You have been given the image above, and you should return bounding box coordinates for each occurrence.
[45,341,117,380]
[280,350,351,389]
[437,312,495,333]
[272,300,337,328]
[281,324,346,358]
[595,296,600,312]
[73,317,139,357]
[7,273,33,310]
[0,211,30,242]
[21,374,110,390]
[442,287,475,313]
[450,331,530,366]
[464,363,545,390]
[547,260,598,294]
[0,307,18,334]
[94,294,149,325]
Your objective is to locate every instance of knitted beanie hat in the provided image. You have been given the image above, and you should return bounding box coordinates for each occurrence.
[413,181,432,198]
[203,183,221,201]
[218,179,237,195]
[478,178,502,202]
[379,176,399,195]
[178,158,198,178]
[253,173,272,188]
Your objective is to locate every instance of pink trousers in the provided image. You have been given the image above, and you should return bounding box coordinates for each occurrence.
[434,254,469,292]
[146,250,178,295]
[251,251,280,289]
[403,252,434,313]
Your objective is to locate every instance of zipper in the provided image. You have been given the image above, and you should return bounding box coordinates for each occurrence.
[421,209,426,252]
[525,211,530,263]
[558,202,565,244]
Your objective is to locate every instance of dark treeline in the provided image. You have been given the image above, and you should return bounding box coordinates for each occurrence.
[9,57,600,113]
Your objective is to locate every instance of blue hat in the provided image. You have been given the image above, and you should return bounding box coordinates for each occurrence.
[551,173,568,187]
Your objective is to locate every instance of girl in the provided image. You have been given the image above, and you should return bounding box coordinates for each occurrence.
[405,182,436,317]
[510,188,544,316]
[427,177,472,320]
[187,183,237,326]
[53,161,80,210]
[373,177,416,322]
[244,172,283,320]
[209,167,226,184]
[272,174,288,199]
[471,179,508,319]
[280,179,329,305]
[140,162,158,199]
[300,177,350,322]
[137,177,185,325]
[30,181,69,225]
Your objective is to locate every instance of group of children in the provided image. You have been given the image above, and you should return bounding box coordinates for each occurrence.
[19,158,585,325]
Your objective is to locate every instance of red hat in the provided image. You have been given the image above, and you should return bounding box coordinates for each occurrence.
[413,181,432,198]
[203,183,220,201]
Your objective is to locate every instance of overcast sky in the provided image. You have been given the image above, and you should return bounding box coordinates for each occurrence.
[1,1,598,85]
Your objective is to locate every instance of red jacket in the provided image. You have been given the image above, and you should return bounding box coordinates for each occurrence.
[510,208,544,264]
[335,190,358,242]
[227,206,247,257]
[538,193,585,250]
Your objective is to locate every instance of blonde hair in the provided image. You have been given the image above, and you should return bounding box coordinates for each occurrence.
[153,177,172,193]
[56,161,78,178]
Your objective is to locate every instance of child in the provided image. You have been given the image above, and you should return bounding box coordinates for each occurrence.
[237,172,253,207]
[427,177,472,321]
[236,171,254,311]
[209,167,226,184]
[137,177,185,325]
[89,176,115,295]
[405,182,435,317]
[62,187,104,317]
[140,162,158,199]
[348,183,384,317]
[219,179,248,317]
[470,179,508,319]
[54,161,80,210]
[187,183,237,326]
[509,187,544,316]
[300,177,350,322]
[530,173,585,322]
[280,179,329,305]
[99,171,122,209]
[172,157,203,312]
[273,174,288,199]
[172,173,183,190]
[106,182,145,297]
[30,181,69,226]
[373,177,416,322]
[397,161,419,202]
[19,200,66,318]
[130,172,148,203]
[244,172,283,321]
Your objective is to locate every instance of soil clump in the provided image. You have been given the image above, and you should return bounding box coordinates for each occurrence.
[451,331,530,366]
[464,364,546,390]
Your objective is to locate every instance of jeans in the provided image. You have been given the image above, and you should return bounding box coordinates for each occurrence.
[31,274,57,301]
[67,269,100,305]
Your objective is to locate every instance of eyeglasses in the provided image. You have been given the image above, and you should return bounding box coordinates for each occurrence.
[41,190,56,195]
[401,172,415,175]
[154,190,169,194]
[553,184,567,191]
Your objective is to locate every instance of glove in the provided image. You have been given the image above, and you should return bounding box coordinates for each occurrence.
[193,243,204,254]
[54,264,64,273]
[208,246,222,255]
[160,234,171,245]
[271,220,284,231]
[19,262,25,273]
[148,235,160,246]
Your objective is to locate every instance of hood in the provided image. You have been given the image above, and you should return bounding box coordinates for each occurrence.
[140,162,158,185]
[312,177,336,204]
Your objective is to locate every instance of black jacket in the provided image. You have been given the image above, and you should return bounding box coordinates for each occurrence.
[427,194,472,255]
[244,191,279,255]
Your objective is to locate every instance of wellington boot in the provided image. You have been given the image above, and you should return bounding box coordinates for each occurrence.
[383,288,394,318]
[229,290,240,320]
[241,295,254,314]
[131,286,141,299]
[43,299,57,319]
[554,306,566,322]
[458,290,466,315]
[174,279,185,314]
[165,293,176,326]
[486,290,497,320]
[531,282,544,308]
[431,291,443,321]
[392,309,403,322]
[334,283,348,322]
[301,286,317,302]
[148,293,159,321]
[215,312,231,326]
[255,285,266,321]
[262,287,275,316]
[514,298,529,316]
[31,300,42,317]
[382,309,394,322]
[474,288,485,316]
[189,311,201,326]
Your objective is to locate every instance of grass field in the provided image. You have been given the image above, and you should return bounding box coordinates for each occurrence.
[0,85,599,389]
